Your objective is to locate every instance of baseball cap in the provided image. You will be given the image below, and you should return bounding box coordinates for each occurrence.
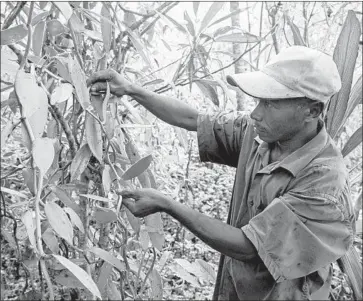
[226,46,341,103]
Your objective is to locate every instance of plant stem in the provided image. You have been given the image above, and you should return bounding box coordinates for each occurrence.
[139,248,156,296]
[2,1,26,30]
[40,259,54,300]
[19,2,34,69]
[35,170,45,256]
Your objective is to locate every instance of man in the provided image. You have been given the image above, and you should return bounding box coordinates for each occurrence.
[87,46,355,300]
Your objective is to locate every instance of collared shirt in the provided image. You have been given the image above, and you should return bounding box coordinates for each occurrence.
[197,112,355,300]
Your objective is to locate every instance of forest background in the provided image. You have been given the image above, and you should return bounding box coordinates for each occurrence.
[0,1,362,300]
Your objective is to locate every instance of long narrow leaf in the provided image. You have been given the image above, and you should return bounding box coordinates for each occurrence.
[198,2,224,35]
[343,75,362,123]
[285,14,305,46]
[327,11,361,139]
[342,126,362,157]
[209,8,246,28]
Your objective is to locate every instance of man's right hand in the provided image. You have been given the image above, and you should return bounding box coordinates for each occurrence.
[86,69,132,98]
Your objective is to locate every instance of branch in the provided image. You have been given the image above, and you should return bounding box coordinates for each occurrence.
[7,45,23,65]
[2,1,26,30]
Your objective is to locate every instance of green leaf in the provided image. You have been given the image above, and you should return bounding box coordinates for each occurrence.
[198,2,224,35]
[63,207,84,234]
[42,228,59,253]
[85,112,103,163]
[124,11,137,27]
[215,32,259,43]
[33,21,46,57]
[125,207,141,233]
[88,247,126,272]
[102,165,112,195]
[21,211,36,250]
[94,207,118,224]
[0,24,27,45]
[149,268,163,299]
[54,270,86,288]
[169,261,199,286]
[193,2,200,16]
[342,75,362,127]
[70,144,92,182]
[122,154,153,180]
[158,12,187,35]
[139,226,150,250]
[22,168,37,195]
[327,10,361,139]
[39,2,48,10]
[101,3,112,52]
[285,14,306,46]
[125,28,151,66]
[83,29,103,42]
[196,259,216,282]
[31,11,51,26]
[212,25,233,38]
[53,2,73,21]
[68,56,91,110]
[80,194,115,203]
[97,263,112,300]
[184,11,195,37]
[45,202,74,245]
[32,137,55,174]
[51,83,73,105]
[209,8,245,28]
[46,19,65,36]
[195,80,219,107]
[52,254,101,299]
[107,281,121,300]
[1,119,19,149]
[69,13,85,33]
[8,90,19,114]
[342,126,362,157]
[50,185,81,214]
[145,213,164,251]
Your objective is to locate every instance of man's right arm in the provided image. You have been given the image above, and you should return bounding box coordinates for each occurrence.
[87,69,198,131]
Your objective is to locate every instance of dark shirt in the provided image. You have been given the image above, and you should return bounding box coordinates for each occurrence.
[197,112,355,300]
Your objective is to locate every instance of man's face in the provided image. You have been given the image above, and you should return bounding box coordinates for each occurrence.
[250,98,307,143]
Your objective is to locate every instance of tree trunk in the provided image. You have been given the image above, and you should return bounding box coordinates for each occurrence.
[230,1,246,111]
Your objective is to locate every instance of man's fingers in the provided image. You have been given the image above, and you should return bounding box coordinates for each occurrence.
[119,190,140,200]
[86,69,115,87]
[90,82,107,92]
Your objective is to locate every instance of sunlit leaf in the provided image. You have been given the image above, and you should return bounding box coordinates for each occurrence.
[342,75,362,128]
[31,11,51,26]
[52,254,101,299]
[210,9,246,28]
[63,207,84,234]
[88,247,126,272]
[101,3,112,52]
[198,2,224,35]
[51,83,73,105]
[184,11,195,37]
[150,268,163,299]
[50,186,81,214]
[139,227,150,250]
[125,28,151,66]
[46,19,65,36]
[42,228,59,253]
[193,2,200,16]
[169,261,199,286]
[285,14,305,46]
[68,56,91,110]
[102,165,112,195]
[69,13,85,33]
[53,2,73,21]
[45,202,74,245]
[327,10,361,139]
[196,259,216,282]
[195,80,219,106]
[122,154,153,180]
[125,207,141,233]
[33,21,46,57]
[32,137,55,174]
[0,24,27,45]
[70,144,92,182]
[215,33,259,43]
[342,126,362,157]
[85,112,103,163]
[21,211,36,250]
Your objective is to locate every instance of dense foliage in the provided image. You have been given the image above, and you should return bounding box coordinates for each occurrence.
[0,2,361,300]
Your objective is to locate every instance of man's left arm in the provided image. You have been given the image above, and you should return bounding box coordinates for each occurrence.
[121,189,257,261]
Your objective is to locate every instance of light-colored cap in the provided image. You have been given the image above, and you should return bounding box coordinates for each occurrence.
[226,46,341,103]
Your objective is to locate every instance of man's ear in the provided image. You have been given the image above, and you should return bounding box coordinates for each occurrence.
[306,102,324,120]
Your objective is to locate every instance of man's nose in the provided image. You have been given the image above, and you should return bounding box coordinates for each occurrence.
[250,102,263,121]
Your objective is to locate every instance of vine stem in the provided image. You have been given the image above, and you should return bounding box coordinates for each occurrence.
[19,2,34,70]
[35,170,45,256]
[2,1,26,30]
[139,247,156,296]
[40,260,54,300]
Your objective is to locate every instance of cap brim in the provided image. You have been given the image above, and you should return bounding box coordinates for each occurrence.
[226,71,304,99]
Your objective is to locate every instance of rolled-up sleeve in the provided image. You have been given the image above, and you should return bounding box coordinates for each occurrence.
[241,164,355,282]
[197,111,250,167]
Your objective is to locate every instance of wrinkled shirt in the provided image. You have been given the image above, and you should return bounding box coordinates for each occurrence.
[197,112,355,300]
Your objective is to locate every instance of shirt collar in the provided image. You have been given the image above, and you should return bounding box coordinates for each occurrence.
[254,121,329,177]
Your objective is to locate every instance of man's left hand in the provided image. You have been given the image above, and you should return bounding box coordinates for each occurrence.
[118,188,170,217]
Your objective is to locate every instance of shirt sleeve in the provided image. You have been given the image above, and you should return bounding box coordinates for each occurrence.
[197,111,251,167]
[241,164,355,282]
